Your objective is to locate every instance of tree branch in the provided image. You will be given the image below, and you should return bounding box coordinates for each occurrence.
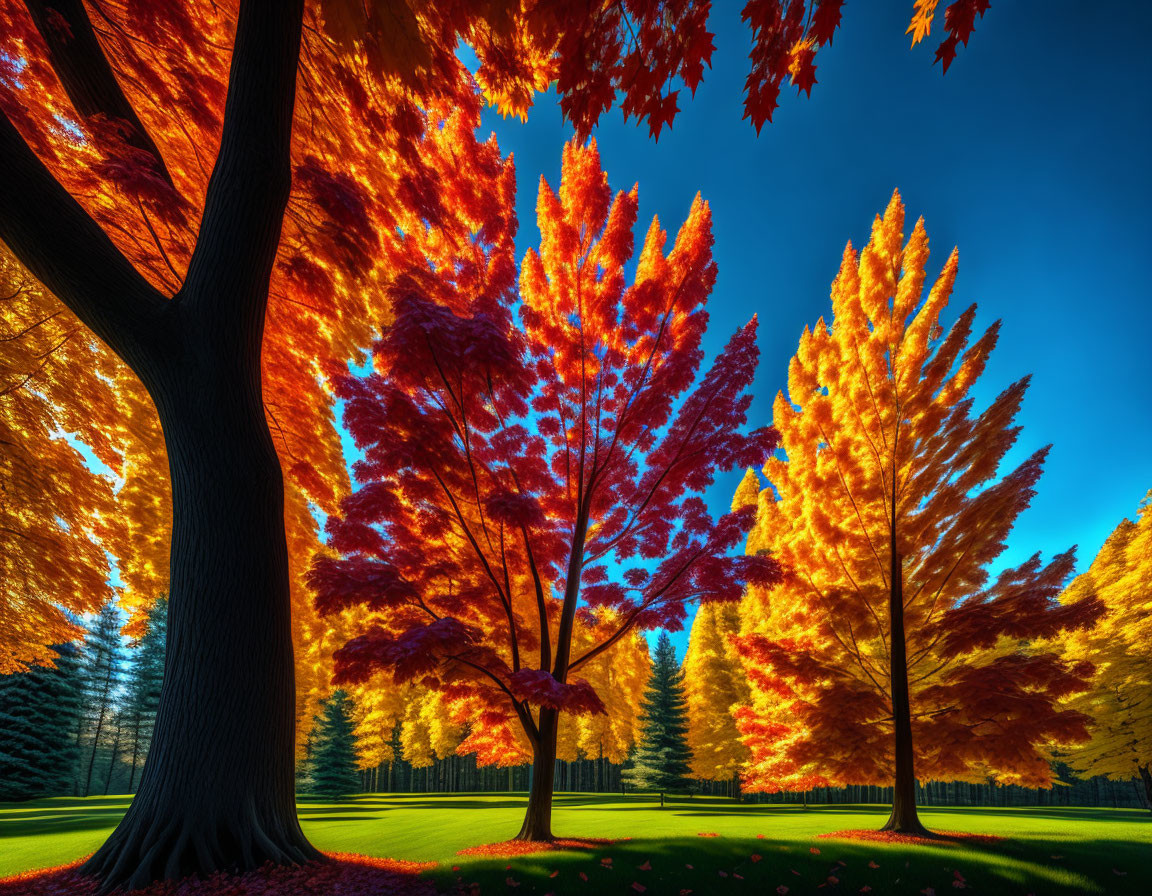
[0,109,168,371]
[182,0,304,328]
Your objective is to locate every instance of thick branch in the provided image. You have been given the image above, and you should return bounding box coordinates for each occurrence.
[0,109,168,370]
[182,0,304,327]
[24,0,174,186]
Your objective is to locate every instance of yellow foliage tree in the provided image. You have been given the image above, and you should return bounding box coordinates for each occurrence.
[736,192,1100,834]
[1058,494,1152,806]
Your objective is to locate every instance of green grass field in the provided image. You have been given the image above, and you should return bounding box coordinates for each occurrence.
[1,793,1148,895]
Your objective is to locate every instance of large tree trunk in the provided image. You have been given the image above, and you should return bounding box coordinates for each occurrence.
[1139,765,1152,812]
[516,707,559,841]
[882,543,929,835]
[81,349,321,887]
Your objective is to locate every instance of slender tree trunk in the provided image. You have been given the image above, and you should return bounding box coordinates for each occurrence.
[516,707,558,841]
[881,538,929,834]
[103,718,123,796]
[85,663,115,797]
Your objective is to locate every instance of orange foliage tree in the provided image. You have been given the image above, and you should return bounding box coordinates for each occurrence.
[311,138,779,840]
[736,193,1101,834]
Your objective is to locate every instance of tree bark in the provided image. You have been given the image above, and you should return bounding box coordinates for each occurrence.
[1139,765,1152,812]
[516,707,558,841]
[881,541,929,834]
[0,0,314,888]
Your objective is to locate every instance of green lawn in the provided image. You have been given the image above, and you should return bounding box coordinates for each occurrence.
[1,793,1148,895]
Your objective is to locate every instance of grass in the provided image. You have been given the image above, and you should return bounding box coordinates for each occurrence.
[1,792,1149,895]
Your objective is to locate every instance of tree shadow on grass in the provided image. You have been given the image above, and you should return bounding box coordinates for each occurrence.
[432,833,1152,896]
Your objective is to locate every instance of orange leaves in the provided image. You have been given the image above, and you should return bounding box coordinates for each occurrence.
[908,0,941,46]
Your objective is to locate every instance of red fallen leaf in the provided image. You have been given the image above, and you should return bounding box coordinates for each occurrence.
[686,864,694,870]
[601,857,614,866]
[757,834,766,839]
[637,860,652,871]
[861,888,873,894]
[810,847,821,855]
[751,854,763,863]
[506,864,513,870]
[792,869,802,875]
[506,877,520,888]
[828,876,840,885]
[868,861,880,869]
[836,860,847,867]
[580,872,589,881]
[632,884,647,893]
[953,871,966,882]
[777,887,790,895]
[734,873,745,880]
[452,865,460,872]
[719,870,729,877]
[550,870,560,878]
[698,832,719,837]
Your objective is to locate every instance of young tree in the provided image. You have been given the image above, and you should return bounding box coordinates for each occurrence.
[311,137,778,841]
[735,192,1101,834]
[624,633,694,794]
[0,642,84,800]
[309,690,361,799]
[122,598,168,793]
[1057,494,1152,808]
[80,600,124,798]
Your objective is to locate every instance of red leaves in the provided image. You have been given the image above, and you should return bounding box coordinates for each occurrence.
[508,670,607,716]
[934,0,991,73]
[0,855,438,896]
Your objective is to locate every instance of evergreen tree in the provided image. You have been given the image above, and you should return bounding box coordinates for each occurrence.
[79,600,124,797]
[0,642,85,800]
[122,598,167,792]
[623,633,694,793]
[309,690,360,799]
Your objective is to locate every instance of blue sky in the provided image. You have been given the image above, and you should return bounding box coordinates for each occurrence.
[476,2,1152,658]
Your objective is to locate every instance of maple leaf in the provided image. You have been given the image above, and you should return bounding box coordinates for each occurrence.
[788,39,819,97]
[907,0,941,46]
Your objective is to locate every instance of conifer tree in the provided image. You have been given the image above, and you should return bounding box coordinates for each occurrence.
[0,642,84,800]
[624,633,694,793]
[80,600,124,797]
[309,691,360,799]
[122,598,167,792]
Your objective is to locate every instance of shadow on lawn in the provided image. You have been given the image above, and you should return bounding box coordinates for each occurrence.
[435,833,1152,896]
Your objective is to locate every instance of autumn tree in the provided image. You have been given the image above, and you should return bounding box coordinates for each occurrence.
[0,0,994,883]
[310,137,777,840]
[624,632,694,793]
[1057,494,1152,808]
[735,192,1101,834]
[683,474,755,788]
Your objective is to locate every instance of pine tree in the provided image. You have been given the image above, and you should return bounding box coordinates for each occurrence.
[309,691,360,799]
[122,598,167,792]
[0,642,85,800]
[79,600,124,797]
[623,633,694,794]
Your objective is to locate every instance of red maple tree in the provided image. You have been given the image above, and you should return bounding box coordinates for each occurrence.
[310,138,779,840]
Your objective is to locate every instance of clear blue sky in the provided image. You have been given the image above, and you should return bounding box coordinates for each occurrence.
[476,2,1152,658]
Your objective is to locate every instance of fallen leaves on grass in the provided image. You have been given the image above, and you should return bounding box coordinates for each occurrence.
[456,839,613,857]
[819,830,1005,847]
[0,855,438,896]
